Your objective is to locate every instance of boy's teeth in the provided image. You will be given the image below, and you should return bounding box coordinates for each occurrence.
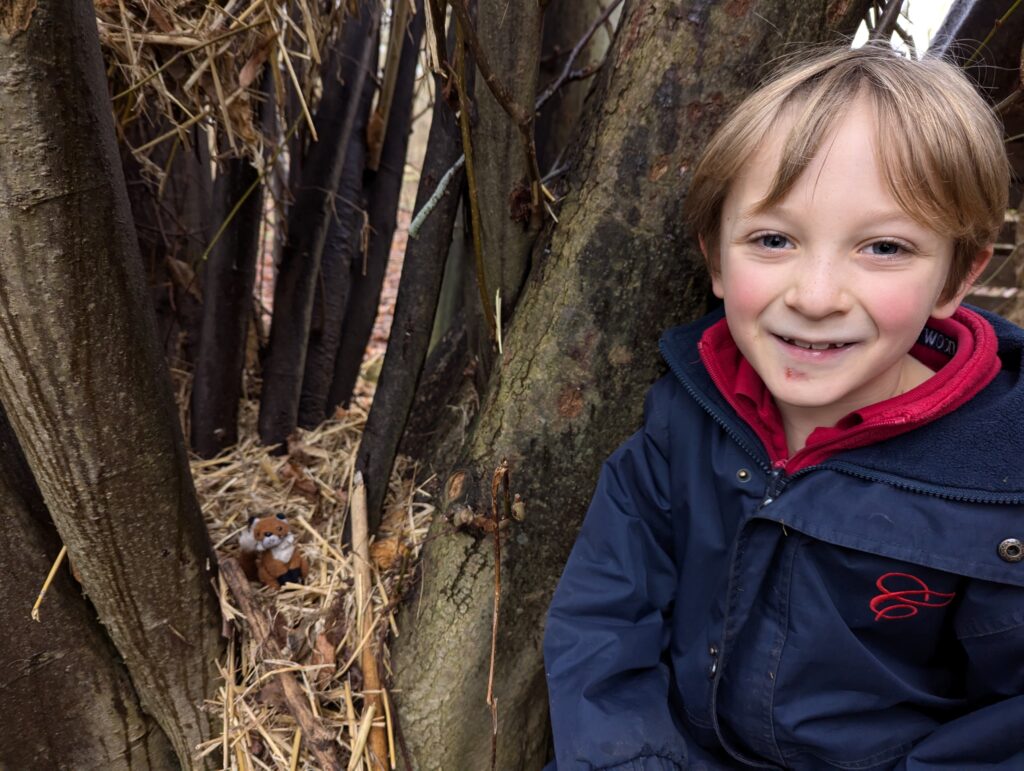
[781,336,847,350]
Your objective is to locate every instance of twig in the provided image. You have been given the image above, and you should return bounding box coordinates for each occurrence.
[31,545,68,622]
[451,19,498,343]
[197,115,304,266]
[535,0,624,111]
[220,557,343,771]
[352,472,388,770]
[966,0,1024,66]
[425,0,450,77]
[408,155,466,237]
[486,459,511,771]
[868,0,904,43]
[264,1,319,141]
[368,0,412,170]
[995,41,1024,115]
[289,728,302,771]
[111,21,269,102]
[391,701,415,771]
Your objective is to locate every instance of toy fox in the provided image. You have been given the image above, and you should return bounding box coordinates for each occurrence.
[238,513,309,589]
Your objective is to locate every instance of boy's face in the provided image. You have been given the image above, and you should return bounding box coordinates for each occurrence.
[710,97,978,432]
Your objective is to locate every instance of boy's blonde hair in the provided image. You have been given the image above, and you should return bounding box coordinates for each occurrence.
[685,45,1009,302]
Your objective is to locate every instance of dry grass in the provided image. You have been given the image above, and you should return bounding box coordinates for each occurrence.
[95,0,341,177]
[189,370,434,770]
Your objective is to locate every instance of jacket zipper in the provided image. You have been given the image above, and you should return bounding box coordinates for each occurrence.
[659,339,771,475]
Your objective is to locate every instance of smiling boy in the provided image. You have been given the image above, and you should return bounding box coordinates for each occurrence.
[544,46,1024,769]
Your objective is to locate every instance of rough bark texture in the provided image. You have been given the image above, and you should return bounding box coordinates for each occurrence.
[328,0,426,413]
[356,62,464,529]
[259,1,380,447]
[390,1,873,768]
[0,406,178,771]
[0,1,223,766]
[191,153,263,457]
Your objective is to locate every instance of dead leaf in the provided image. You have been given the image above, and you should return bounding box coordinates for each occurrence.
[309,633,336,687]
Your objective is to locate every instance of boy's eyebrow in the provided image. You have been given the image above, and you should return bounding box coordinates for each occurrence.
[739,202,922,228]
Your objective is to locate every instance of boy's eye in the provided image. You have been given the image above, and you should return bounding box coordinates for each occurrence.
[869,240,903,256]
[758,233,791,249]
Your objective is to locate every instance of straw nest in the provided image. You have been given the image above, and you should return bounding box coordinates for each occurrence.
[95,0,341,175]
[191,365,433,770]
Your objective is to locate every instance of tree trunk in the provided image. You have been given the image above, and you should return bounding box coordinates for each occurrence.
[259,1,381,447]
[123,122,213,369]
[190,152,263,457]
[328,0,427,414]
[0,2,223,766]
[0,406,178,770]
[465,0,545,380]
[297,20,378,428]
[390,1,873,768]
[355,54,465,529]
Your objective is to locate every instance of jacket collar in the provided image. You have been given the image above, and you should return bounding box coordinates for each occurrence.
[698,307,1000,474]
[660,305,1024,502]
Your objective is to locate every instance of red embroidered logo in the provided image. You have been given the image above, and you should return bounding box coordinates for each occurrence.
[870,572,956,621]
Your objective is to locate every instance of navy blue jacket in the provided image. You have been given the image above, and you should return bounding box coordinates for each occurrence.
[544,308,1024,770]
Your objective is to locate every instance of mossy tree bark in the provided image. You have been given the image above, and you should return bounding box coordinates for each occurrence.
[391,1,872,768]
[0,1,223,766]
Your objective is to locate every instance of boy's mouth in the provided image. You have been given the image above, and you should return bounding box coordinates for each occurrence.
[777,335,852,351]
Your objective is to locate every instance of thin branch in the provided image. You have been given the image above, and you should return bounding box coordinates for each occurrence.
[966,0,1024,66]
[894,21,916,59]
[868,0,904,43]
[487,459,511,771]
[30,545,68,622]
[220,557,342,771]
[426,0,450,78]
[368,0,413,170]
[448,1,530,125]
[995,41,1024,115]
[408,155,466,237]
[535,0,624,111]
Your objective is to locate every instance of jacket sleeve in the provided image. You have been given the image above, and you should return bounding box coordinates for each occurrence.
[897,587,1024,769]
[543,382,722,771]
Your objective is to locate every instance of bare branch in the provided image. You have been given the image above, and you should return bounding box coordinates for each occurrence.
[869,0,904,43]
[536,0,625,111]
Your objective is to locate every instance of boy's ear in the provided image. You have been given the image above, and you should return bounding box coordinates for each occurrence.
[700,236,726,299]
[933,245,993,319]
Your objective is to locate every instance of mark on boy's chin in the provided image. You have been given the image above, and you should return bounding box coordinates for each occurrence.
[784,367,806,380]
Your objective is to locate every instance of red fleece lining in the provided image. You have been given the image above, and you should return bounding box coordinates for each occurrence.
[698,307,1001,474]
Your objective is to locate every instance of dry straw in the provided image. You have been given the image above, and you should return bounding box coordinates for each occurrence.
[192,381,433,770]
[95,0,342,176]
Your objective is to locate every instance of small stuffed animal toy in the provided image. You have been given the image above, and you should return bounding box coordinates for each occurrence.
[238,513,309,589]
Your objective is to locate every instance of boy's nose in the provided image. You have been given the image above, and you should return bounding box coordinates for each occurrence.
[783,256,851,318]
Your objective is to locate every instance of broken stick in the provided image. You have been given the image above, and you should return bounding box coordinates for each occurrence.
[352,471,390,770]
[219,557,342,771]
